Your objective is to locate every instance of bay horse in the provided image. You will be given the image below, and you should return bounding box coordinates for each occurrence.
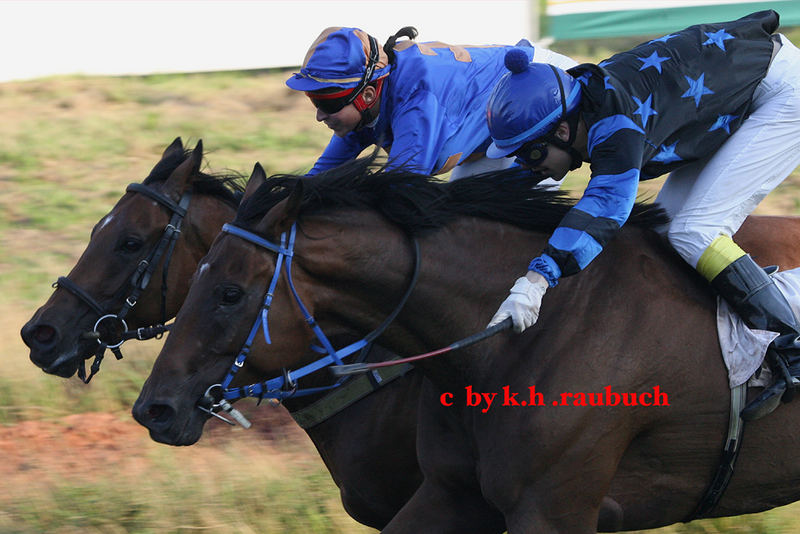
[21,138,242,379]
[19,139,421,528]
[133,157,800,533]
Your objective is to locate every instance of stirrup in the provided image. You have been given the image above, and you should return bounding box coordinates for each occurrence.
[741,350,799,421]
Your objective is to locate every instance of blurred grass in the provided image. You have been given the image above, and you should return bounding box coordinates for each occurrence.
[3,37,800,532]
[0,411,373,534]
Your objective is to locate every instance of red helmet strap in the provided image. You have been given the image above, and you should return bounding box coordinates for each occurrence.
[353,77,385,112]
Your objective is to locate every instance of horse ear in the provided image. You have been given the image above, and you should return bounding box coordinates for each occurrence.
[162,137,183,160]
[260,180,304,236]
[242,162,267,203]
[163,140,203,198]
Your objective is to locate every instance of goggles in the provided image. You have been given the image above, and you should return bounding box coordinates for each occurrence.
[307,87,357,115]
[513,141,549,168]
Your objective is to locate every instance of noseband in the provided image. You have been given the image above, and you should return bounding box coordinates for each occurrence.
[52,183,192,382]
[197,222,419,426]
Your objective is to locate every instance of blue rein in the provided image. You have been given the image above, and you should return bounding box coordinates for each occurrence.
[209,222,419,403]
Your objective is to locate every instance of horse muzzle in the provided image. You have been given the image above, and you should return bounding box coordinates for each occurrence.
[21,318,89,377]
[132,393,206,446]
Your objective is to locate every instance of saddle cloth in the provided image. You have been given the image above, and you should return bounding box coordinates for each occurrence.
[717,267,800,388]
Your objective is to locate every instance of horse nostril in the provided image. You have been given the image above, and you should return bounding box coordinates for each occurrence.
[147,403,175,425]
[34,325,57,344]
[21,323,59,349]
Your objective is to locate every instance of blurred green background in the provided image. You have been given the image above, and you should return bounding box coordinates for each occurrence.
[4,27,800,533]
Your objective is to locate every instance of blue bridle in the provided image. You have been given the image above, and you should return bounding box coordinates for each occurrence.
[200,221,420,410]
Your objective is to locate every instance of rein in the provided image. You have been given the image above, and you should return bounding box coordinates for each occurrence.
[197,221,420,427]
[330,316,513,376]
[51,183,191,382]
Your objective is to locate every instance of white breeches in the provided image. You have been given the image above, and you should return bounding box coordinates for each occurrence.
[657,34,800,268]
[450,155,565,190]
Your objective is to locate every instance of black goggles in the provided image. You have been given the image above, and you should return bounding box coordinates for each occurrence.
[307,88,356,114]
[513,141,549,167]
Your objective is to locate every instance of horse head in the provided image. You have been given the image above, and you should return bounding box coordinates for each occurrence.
[131,157,585,445]
[21,138,242,379]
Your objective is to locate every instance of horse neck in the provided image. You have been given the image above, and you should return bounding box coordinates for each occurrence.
[161,191,238,320]
[297,212,552,387]
[183,192,238,260]
[299,211,718,395]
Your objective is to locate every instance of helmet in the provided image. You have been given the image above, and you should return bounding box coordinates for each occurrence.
[285,27,391,92]
[486,48,582,158]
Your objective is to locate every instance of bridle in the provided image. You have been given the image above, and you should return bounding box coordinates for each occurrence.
[197,221,420,426]
[51,183,192,383]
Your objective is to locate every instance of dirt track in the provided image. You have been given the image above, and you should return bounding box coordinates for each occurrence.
[0,405,306,484]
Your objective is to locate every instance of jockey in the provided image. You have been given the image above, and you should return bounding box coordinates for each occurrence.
[485,10,800,421]
[286,26,576,183]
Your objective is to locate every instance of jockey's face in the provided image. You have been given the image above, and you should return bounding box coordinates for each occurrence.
[516,142,572,181]
[316,103,363,137]
[514,120,581,180]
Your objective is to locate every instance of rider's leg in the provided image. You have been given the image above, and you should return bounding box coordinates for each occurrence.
[660,33,800,420]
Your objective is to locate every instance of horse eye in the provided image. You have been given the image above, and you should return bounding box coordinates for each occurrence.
[118,237,143,253]
[220,286,243,305]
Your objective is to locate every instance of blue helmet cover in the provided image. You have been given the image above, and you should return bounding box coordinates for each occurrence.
[286,27,391,92]
[486,48,581,158]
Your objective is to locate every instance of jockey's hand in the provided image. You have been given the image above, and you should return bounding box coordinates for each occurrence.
[488,271,549,333]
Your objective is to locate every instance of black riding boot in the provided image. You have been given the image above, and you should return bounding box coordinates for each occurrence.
[710,255,800,421]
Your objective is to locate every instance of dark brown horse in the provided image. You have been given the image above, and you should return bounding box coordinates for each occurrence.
[133,158,800,533]
[21,138,242,379]
[19,140,420,528]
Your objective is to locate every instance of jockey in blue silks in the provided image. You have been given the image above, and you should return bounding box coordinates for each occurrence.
[286,26,575,182]
[485,10,800,421]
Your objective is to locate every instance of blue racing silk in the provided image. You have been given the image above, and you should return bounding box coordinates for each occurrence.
[529,10,778,284]
[308,42,574,176]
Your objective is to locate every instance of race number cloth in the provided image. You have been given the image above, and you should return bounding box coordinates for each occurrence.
[717,267,800,388]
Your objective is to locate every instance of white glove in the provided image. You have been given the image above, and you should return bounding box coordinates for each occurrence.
[488,272,549,333]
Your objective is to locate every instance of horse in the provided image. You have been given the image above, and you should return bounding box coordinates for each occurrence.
[19,139,421,528]
[132,157,800,533]
[21,138,242,379]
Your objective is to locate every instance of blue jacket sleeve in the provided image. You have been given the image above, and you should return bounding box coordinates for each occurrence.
[529,115,646,283]
[385,89,449,174]
[306,133,365,176]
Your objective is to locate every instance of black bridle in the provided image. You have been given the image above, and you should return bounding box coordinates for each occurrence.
[51,183,191,383]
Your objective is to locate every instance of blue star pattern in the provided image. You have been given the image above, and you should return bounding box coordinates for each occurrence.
[651,142,683,164]
[632,94,658,127]
[708,114,739,134]
[637,51,671,73]
[535,10,782,282]
[703,29,735,51]
[649,34,678,45]
[598,59,615,68]
[682,73,714,107]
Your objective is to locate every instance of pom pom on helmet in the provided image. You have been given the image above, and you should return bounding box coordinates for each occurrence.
[486,60,582,159]
[504,48,530,74]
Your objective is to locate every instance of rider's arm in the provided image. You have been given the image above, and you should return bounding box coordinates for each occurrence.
[306,133,365,176]
[384,89,450,174]
[530,115,646,285]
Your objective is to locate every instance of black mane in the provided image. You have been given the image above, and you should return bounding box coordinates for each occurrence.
[143,148,245,207]
[236,155,668,235]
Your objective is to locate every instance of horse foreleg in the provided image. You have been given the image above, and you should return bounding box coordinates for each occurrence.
[381,478,505,534]
[502,488,603,534]
[380,382,506,533]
